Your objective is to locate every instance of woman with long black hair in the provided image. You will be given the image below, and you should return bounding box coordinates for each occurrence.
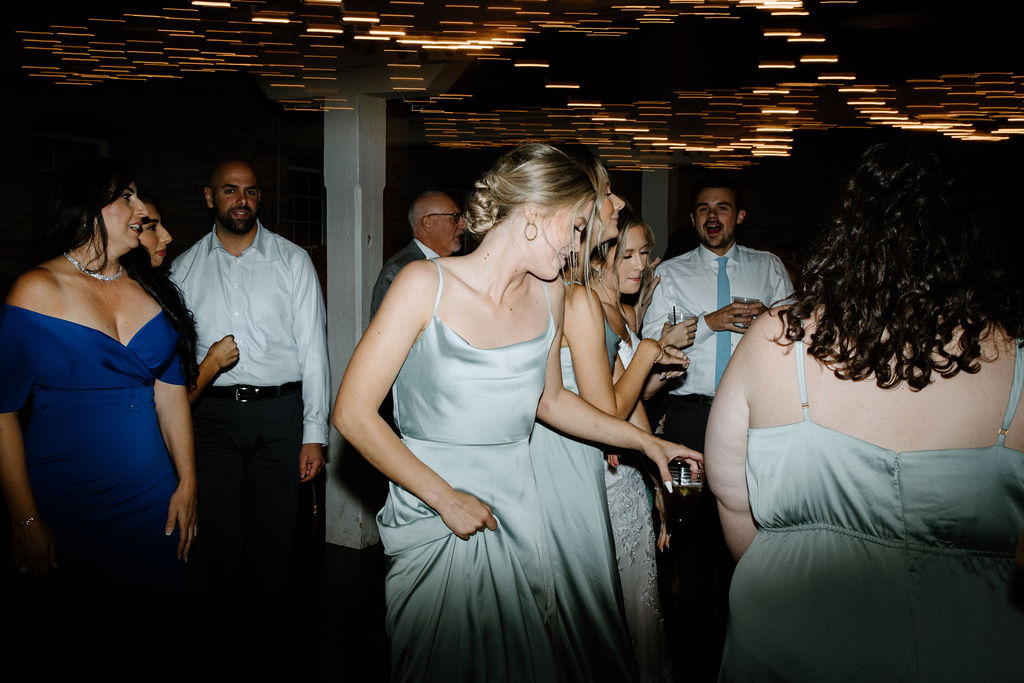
[0,158,198,679]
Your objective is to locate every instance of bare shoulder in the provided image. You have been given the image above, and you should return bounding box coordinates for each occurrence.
[563,282,602,320]
[733,305,795,365]
[6,261,65,313]
[378,258,441,320]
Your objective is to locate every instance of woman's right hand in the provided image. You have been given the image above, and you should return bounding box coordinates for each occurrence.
[436,490,498,541]
[11,518,56,576]
[642,434,703,491]
[207,335,239,370]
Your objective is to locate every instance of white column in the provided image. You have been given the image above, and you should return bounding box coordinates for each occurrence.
[323,93,386,548]
[641,168,676,261]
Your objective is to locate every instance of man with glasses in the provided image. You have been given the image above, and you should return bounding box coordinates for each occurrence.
[371,191,466,316]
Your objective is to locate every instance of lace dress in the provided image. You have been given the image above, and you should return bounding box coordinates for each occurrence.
[606,325,674,683]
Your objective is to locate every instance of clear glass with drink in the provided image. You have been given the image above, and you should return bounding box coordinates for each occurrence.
[667,460,703,526]
[731,296,762,329]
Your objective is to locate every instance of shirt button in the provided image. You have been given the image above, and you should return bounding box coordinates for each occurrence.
[233,312,240,317]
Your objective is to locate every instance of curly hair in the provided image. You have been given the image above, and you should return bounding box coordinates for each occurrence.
[781,142,1024,391]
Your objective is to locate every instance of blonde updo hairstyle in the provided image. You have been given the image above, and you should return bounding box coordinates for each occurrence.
[464,143,598,251]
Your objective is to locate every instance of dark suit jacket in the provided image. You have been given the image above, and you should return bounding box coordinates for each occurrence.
[370,240,427,317]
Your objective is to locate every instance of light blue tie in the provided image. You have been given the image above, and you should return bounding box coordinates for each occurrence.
[714,256,730,390]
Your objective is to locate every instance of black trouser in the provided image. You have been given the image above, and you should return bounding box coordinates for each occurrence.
[187,391,303,678]
[653,394,735,683]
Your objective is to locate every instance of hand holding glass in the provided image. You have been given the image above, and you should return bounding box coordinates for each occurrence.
[731,297,763,329]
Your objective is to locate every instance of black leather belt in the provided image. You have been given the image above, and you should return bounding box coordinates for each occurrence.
[671,393,714,407]
[204,382,302,402]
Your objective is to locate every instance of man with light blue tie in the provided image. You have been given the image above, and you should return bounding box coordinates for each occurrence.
[641,179,792,680]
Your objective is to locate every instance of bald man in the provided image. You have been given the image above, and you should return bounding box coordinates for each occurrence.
[170,161,328,667]
[370,190,465,316]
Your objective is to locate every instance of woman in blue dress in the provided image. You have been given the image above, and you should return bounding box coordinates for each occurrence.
[0,159,199,677]
[334,142,702,683]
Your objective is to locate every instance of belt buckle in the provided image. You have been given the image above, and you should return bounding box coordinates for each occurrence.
[234,386,249,402]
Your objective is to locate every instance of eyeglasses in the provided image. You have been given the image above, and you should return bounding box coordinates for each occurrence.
[425,212,462,222]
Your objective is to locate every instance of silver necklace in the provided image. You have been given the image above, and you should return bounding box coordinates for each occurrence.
[63,251,124,281]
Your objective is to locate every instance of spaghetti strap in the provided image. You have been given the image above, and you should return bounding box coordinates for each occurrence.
[430,258,444,317]
[997,340,1024,445]
[542,281,551,313]
[795,339,811,421]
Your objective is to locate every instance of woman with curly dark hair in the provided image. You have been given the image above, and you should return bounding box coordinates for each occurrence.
[706,142,1024,682]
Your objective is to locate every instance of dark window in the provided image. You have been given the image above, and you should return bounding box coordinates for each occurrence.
[34,134,107,190]
[285,167,325,248]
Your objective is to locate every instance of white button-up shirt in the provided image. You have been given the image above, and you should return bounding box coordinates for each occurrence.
[642,243,793,398]
[170,221,330,445]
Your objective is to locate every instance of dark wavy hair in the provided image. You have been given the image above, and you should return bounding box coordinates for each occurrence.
[33,158,135,268]
[781,142,1024,390]
[129,190,199,387]
[34,159,198,387]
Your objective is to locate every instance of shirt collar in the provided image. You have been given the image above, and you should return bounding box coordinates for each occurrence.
[698,242,738,265]
[208,219,266,257]
[413,238,439,259]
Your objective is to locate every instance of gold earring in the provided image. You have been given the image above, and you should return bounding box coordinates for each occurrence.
[524,221,538,241]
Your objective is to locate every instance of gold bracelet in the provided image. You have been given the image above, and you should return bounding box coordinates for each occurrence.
[655,341,666,364]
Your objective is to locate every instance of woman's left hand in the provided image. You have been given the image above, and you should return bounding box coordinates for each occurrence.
[651,341,688,367]
[166,481,198,561]
[655,346,689,382]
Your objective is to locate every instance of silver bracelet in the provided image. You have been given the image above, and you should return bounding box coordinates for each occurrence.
[12,515,36,527]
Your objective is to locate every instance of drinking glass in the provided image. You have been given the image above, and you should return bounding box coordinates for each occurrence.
[731,296,761,329]
[667,460,703,526]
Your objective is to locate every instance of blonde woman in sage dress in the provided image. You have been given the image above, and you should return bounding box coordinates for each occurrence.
[530,158,691,683]
[333,143,701,683]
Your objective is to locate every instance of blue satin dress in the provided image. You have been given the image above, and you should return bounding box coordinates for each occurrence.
[0,305,184,587]
[377,261,560,682]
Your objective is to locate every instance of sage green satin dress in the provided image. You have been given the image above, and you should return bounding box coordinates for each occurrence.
[529,315,641,683]
[721,340,1024,682]
[377,261,559,682]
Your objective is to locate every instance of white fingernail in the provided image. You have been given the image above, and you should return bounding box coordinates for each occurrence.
[664,480,673,493]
